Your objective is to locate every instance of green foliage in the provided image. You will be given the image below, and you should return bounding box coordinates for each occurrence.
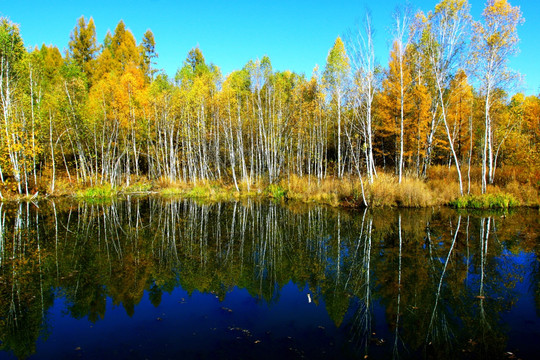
[140,29,157,80]
[68,16,98,77]
[0,17,25,75]
[0,18,24,56]
[185,185,209,199]
[124,182,152,193]
[186,46,205,73]
[266,184,288,201]
[76,185,118,199]
[160,187,184,196]
[228,68,251,93]
[450,193,519,209]
[323,36,349,92]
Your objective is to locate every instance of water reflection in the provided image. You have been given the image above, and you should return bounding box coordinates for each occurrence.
[0,199,538,359]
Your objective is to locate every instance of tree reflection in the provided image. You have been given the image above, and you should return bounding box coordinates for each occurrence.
[0,200,537,358]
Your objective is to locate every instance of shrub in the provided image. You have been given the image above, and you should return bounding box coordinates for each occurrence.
[76,185,117,199]
[449,193,519,209]
[185,185,210,199]
[398,177,434,207]
[124,181,153,193]
[160,187,184,196]
[266,184,288,201]
[505,180,539,207]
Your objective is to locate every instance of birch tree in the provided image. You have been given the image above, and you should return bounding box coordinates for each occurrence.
[472,0,523,192]
[421,0,471,195]
[347,12,378,183]
[392,5,413,183]
[0,18,25,193]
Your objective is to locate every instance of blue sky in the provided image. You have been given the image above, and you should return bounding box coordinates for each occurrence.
[1,0,538,95]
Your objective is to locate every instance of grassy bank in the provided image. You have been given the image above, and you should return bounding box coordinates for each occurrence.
[278,172,538,208]
[1,166,538,208]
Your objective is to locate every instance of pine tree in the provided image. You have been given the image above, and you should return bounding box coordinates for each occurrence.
[68,16,98,79]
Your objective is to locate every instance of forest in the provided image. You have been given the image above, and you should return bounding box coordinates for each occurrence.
[0,0,538,206]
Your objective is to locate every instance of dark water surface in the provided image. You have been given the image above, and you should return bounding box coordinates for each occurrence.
[0,198,538,359]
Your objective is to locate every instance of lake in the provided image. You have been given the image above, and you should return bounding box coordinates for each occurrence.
[0,198,538,359]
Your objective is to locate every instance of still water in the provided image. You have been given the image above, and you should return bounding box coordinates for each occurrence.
[0,198,538,359]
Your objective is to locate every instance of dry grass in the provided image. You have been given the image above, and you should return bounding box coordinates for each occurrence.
[1,166,536,208]
[366,173,399,207]
[427,179,462,204]
[282,173,436,208]
[237,178,265,195]
[155,177,192,191]
[397,177,435,207]
[428,164,539,208]
[281,175,343,206]
[494,165,540,188]
[366,173,436,207]
[503,180,539,206]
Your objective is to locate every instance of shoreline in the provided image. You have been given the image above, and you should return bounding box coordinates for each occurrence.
[1,174,538,210]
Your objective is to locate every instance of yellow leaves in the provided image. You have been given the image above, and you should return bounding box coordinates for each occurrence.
[523,95,540,140]
[93,47,116,81]
[484,0,522,23]
[447,69,473,156]
[378,42,415,131]
[88,64,148,130]
[434,0,469,16]
[0,127,42,179]
[474,0,523,62]
[416,11,428,25]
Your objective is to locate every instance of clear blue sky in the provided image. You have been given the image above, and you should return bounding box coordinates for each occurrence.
[1,0,538,95]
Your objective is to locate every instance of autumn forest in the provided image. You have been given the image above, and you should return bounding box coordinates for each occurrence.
[0,0,538,206]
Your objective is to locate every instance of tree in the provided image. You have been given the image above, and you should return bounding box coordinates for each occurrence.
[38,45,64,193]
[0,17,26,193]
[472,0,523,192]
[68,16,98,79]
[421,0,471,195]
[447,69,474,191]
[186,46,205,73]
[323,37,349,178]
[391,5,413,183]
[379,42,414,176]
[110,20,140,71]
[522,94,540,160]
[140,29,157,81]
[347,12,378,183]
[408,50,432,177]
